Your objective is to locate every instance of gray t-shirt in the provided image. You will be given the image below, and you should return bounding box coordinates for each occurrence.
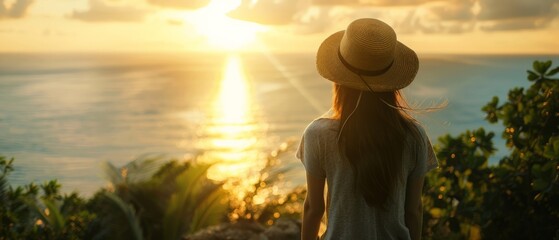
[297,118,438,240]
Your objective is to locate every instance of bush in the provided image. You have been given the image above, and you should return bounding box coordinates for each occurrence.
[0,156,95,240]
[0,144,303,240]
[423,60,559,240]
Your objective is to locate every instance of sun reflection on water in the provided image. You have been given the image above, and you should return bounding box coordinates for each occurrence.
[215,55,250,124]
[202,55,263,181]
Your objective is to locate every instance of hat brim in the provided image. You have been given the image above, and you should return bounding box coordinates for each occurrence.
[316,31,419,92]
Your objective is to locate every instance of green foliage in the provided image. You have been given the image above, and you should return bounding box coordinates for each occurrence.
[163,163,227,239]
[482,60,559,239]
[0,156,96,240]
[0,156,230,240]
[424,60,559,240]
[423,129,494,240]
[91,158,228,240]
[1,144,305,240]
[102,192,144,240]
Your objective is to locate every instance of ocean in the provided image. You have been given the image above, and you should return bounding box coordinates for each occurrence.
[0,52,555,195]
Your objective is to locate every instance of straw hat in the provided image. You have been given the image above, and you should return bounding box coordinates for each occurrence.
[316,18,418,92]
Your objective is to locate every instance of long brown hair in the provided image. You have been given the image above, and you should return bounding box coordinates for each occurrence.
[332,83,421,209]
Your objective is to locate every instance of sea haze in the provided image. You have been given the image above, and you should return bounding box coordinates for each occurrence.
[0,52,555,195]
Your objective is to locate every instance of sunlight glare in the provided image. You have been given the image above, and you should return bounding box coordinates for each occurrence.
[216,55,249,124]
[188,0,265,51]
[204,55,262,181]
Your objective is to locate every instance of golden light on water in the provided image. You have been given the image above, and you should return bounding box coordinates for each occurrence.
[204,55,261,181]
[215,55,250,124]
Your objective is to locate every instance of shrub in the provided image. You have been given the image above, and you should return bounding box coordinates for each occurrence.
[0,156,95,240]
[423,60,559,240]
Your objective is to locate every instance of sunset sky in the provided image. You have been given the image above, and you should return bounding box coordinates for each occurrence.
[1,0,558,54]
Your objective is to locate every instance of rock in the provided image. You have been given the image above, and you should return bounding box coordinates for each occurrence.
[184,219,301,240]
[263,219,301,240]
[184,221,265,240]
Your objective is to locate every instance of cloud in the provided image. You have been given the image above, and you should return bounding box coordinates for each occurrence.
[146,0,210,10]
[312,0,436,6]
[227,0,386,33]
[227,0,302,25]
[425,0,474,21]
[226,0,452,32]
[403,0,559,33]
[291,6,336,34]
[478,0,559,20]
[294,6,386,32]
[397,11,469,34]
[227,0,559,33]
[70,0,150,22]
[0,0,34,19]
[480,17,556,31]
[311,0,359,5]
[476,0,559,30]
[403,0,476,33]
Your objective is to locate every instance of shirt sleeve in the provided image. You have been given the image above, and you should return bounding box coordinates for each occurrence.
[296,123,326,179]
[409,126,439,178]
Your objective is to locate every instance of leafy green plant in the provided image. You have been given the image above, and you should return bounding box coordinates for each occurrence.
[162,163,227,239]
[480,60,559,239]
[0,157,96,240]
[103,192,144,240]
[422,129,495,240]
[91,157,228,240]
[423,60,559,240]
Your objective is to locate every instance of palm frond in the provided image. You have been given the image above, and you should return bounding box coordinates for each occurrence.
[101,155,165,187]
[0,175,9,205]
[0,156,14,204]
[101,161,124,186]
[42,198,66,231]
[163,164,220,240]
[103,192,144,240]
[124,155,164,183]
[188,186,227,234]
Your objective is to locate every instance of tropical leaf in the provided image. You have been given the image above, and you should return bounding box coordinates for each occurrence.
[162,164,222,240]
[188,185,227,234]
[103,192,144,240]
[101,161,124,186]
[0,156,15,175]
[0,175,8,206]
[42,198,66,231]
[546,66,559,76]
[163,193,182,240]
[0,157,13,206]
[124,155,164,183]
[102,155,164,187]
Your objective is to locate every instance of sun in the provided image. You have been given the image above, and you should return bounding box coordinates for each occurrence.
[188,0,265,51]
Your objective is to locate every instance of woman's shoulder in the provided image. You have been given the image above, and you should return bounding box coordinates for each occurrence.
[304,117,339,135]
[410,121,430,139]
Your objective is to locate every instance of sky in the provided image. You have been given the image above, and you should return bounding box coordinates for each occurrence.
[0,0,558,54]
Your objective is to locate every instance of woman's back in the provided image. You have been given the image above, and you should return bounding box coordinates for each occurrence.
[298,118,437,239]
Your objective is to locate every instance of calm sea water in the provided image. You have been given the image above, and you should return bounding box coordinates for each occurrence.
[0,52,555,195]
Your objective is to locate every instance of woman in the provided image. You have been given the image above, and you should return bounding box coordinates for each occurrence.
[297,18,438,240]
